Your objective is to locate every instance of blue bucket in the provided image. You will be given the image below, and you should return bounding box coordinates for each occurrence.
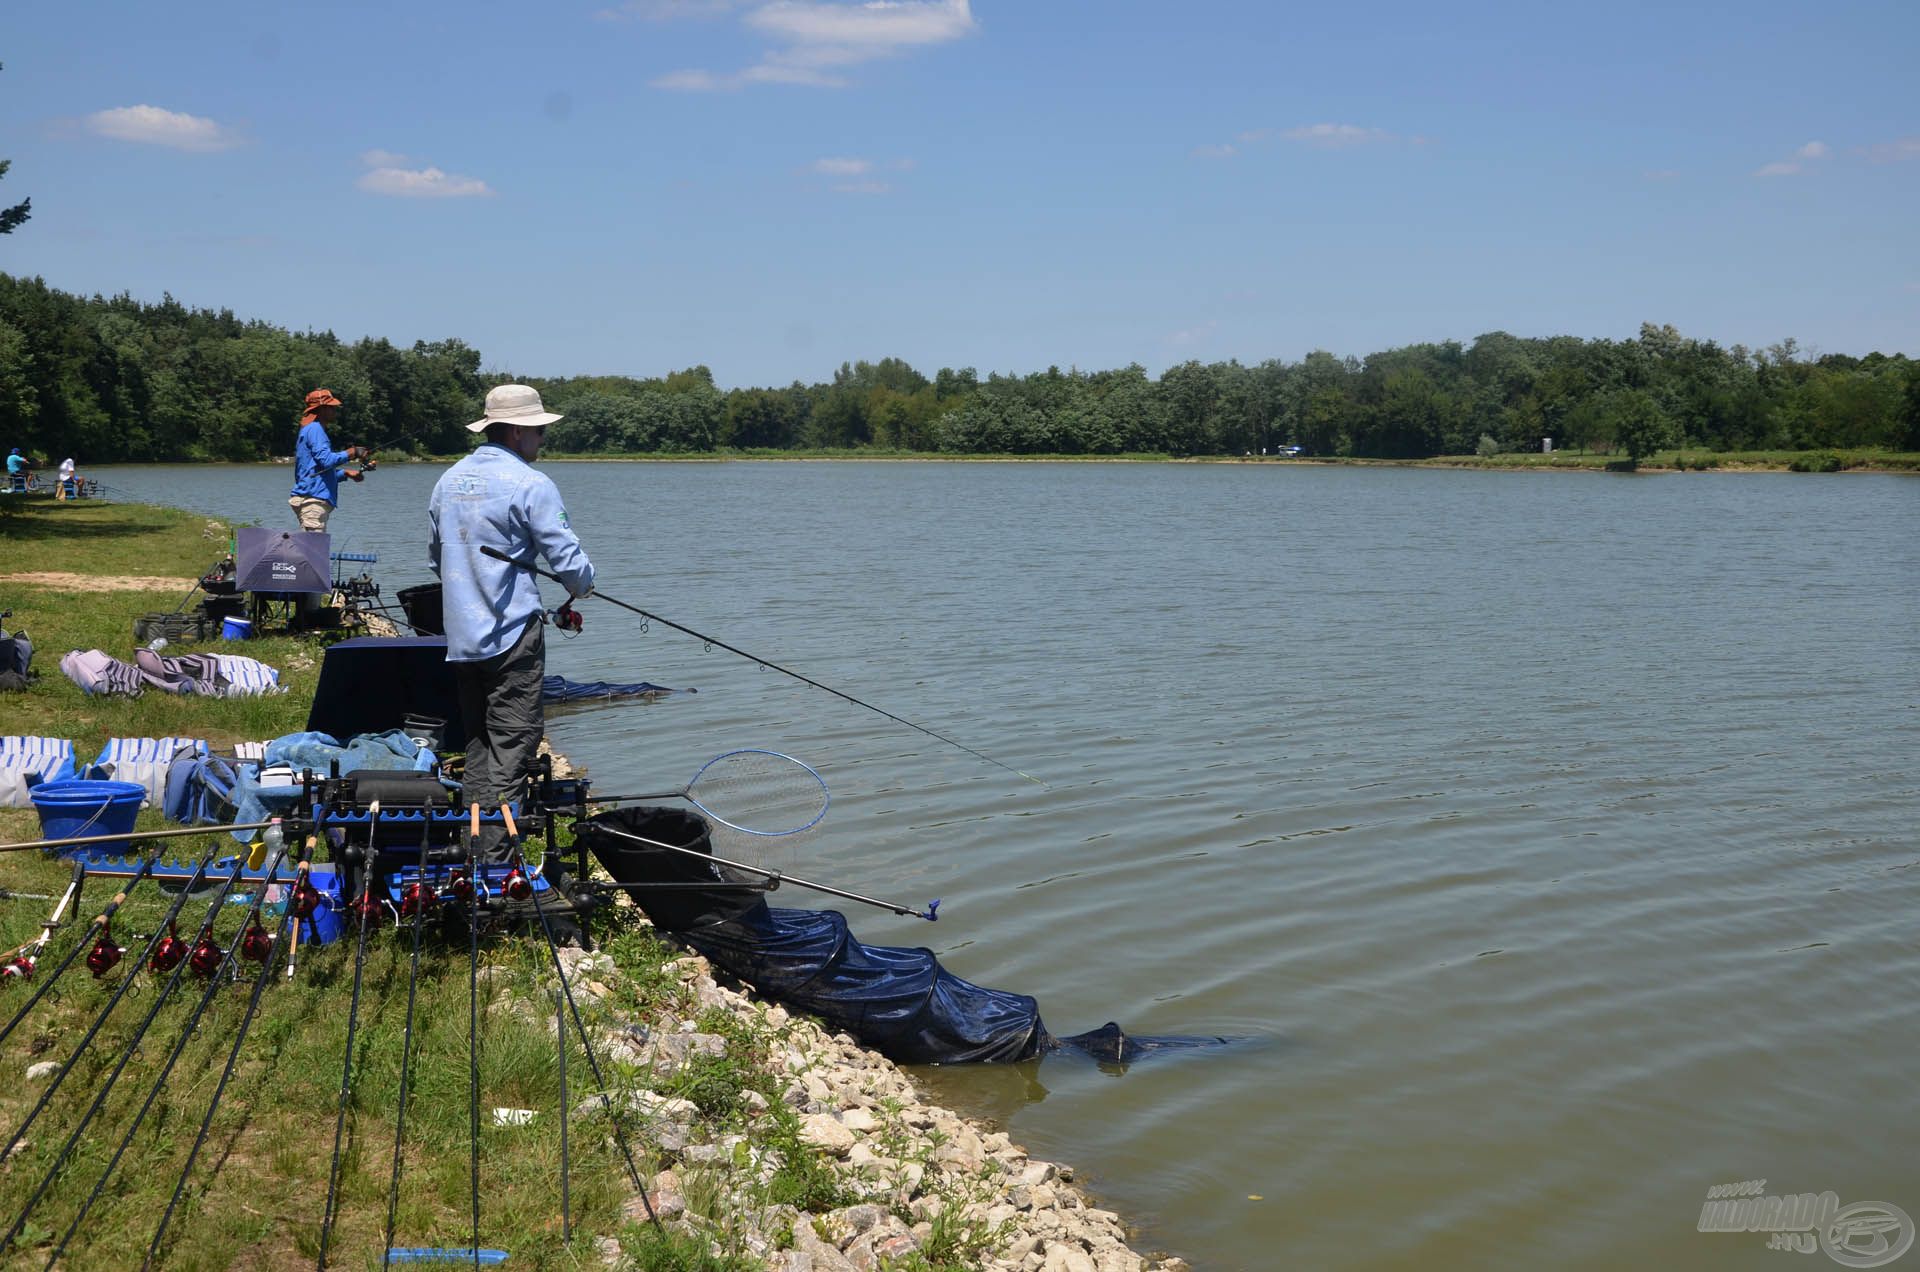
[222,616,253,640]
[28,779,147,859]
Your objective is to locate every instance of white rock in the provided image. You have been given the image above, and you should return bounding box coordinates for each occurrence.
[799,1113,856,1154]
[25,1061,58,1081]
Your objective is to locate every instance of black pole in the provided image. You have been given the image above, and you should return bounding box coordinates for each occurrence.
[479,544,1045,788]
[0,857,247,1258]
[318,858,378,1269]
[0,852,216,1166]
[382,821,433,1266]
[47,846,285,1269]
[145,902,293,1270]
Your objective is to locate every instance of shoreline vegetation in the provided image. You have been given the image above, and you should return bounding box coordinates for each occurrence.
[4,274,1917,471]
[0,498,1183,1271]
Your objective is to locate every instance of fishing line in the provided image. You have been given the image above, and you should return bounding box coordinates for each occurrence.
[0,850,217,1168]
[318,816,381,1272]
[501,808,656,1225]
[0,859,152,1049]
[144,903,295,1270]
[382,819,434,1266]
[479,544,1047,789]
[34,849,284,1269]
[0,856,246,1258]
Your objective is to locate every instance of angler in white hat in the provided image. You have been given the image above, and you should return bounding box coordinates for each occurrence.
[428,384,594,860]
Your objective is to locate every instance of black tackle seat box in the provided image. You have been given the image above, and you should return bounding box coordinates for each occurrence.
[307,636,467,755]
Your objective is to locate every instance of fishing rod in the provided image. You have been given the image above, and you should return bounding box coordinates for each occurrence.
[1,859,85,979]
[0,820,277,855]
[318,806,382,1271]
[0,855,249,1259]
[466,805,484,1270]
[0,859,153,1050]
[382,819,434,1266]
[583,820,939,921]
[145,899,295,1270]
[0,851,217,1170]
[52,838,287,1271]
[502,807,656,1227]
[479,544,1046,789]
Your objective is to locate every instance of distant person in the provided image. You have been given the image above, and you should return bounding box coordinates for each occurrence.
[56,456,76,501]
[289,388,373,532]
[428,384,594,861]
[6,447,32,491]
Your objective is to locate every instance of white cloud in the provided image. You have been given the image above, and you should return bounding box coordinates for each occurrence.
[1191,143,1236,160]
[650,0,975,91]
[1755,140,1830,177]
[85,104,239,151]
[1282,122,1393,147]
[1866,137,1920,163]
[357,157,493,198]
[812,157,872,174]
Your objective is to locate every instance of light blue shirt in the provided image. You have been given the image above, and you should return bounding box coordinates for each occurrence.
[428,443,595,662]
[291,420,352,504]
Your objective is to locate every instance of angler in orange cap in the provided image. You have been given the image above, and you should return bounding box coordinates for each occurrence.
[288,389,374,532]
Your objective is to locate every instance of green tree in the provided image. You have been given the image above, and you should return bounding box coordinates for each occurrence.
[1603,388,1674,461]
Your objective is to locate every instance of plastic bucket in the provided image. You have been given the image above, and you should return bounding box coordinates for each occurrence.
[222,616,253,640]
[28,779,147,859]
[396,584,444,636]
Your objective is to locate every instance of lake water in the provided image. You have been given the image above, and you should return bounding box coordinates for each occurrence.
[90,459,1919,1270]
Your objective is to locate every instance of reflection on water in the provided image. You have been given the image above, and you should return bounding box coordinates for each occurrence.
[92,461,1920,1271]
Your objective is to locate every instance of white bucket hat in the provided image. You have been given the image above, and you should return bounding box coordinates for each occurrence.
[468,383,564,433]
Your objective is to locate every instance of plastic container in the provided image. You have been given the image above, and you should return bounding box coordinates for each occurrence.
[396,583,444,636]
[222,616,253,640]
[28,779,147,859]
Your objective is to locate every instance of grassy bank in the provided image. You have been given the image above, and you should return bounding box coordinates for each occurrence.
[0,497,1039,1272]
[364,446,1920,471]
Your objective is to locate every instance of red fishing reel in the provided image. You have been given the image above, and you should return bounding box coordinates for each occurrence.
[149,925,187,973]
[502,866,533,902]
[550,601,583,634]
[446,870,476,904]
[289,873,322,920]
[398,880,434,917]
[350,887,385,929]
[239,918,274,963]
[87,928,122,978]
[2,954,34,981]
[188,929,224,977]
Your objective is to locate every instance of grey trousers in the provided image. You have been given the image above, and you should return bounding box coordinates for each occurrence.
[454,616,544,862]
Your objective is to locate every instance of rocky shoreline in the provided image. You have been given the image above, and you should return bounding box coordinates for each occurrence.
[543,932,1186,1271]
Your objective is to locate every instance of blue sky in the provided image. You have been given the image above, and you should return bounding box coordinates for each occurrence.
[4,1,1916,386]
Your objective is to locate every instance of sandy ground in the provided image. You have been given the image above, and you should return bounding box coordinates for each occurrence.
[0,572,195,591]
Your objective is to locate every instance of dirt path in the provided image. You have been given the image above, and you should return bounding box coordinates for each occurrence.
[0,571,195,591]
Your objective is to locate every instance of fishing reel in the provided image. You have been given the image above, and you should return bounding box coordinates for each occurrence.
[189,928,225,978]
[548,600,583,635]
[2,953,34,981]
[239,918,275,963]
[398,880,436,917]
[87,928,122,978]
[150,924,188,973]
[289,872,323,920]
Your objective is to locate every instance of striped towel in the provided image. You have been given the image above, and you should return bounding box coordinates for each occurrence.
[60,649,147,697]
[93,737,207,806]
[0,737,77,808]
[211,654,283,697]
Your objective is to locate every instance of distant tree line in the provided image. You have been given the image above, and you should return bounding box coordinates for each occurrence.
[2,272,1915,465]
